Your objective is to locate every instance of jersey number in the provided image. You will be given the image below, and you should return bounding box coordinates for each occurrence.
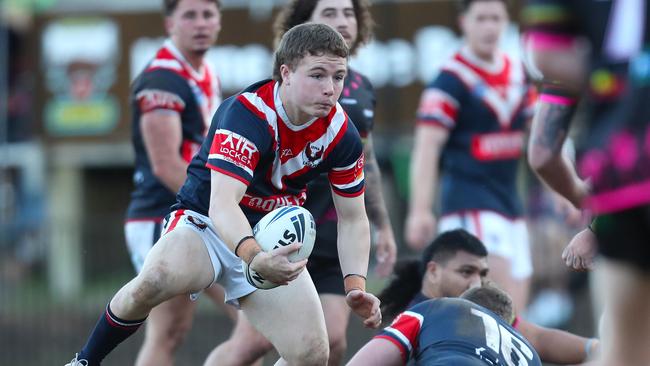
[471,309,535,366]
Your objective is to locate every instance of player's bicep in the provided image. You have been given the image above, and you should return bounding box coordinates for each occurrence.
[141,110,183,169]
[348,338,405,366]
[331,192,366,222]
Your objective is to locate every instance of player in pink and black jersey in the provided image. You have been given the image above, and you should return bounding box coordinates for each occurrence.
[66,23,381,366]
[406,0,537,314]
[524,0,650,364]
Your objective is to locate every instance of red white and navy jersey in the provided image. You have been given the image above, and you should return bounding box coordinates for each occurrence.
[304,68,375,259]
[127,39,221,220]
[174,79,365,226]
[376,298,541,366]
[524,0,650,214]
[417,49,536,217]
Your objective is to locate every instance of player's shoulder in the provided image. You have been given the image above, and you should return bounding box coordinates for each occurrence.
[427,58,467,91]
[133,66,190,94]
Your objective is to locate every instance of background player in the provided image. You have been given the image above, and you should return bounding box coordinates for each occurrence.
[348,283,542,366]
[380,229,598,364]
[404,0,537,313]
[124,0,236,365]
[204,1,396,365]
[524,1,650,364]
[65,23,381,366]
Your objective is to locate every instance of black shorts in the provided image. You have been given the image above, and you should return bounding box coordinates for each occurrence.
[307,256,345,295]
[595,205,650,271]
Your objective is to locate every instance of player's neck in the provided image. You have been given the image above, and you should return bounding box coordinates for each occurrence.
[421,286,442,300]
[464,45,499,65]
[278,84,311,126]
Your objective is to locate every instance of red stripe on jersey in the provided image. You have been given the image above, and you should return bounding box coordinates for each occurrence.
[456,52,511,90]
[238,94,270,122]
[416,88,458,128]
[322,113,349,160]
[181,139,201,163]
[206,164,251,186]
[470,211,483,240]
[389,311,423,350]
[374,335,409,364]
[328,153,365,190]
[136,89,186,114]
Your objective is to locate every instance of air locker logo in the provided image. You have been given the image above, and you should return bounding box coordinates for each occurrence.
[210,129,259,174]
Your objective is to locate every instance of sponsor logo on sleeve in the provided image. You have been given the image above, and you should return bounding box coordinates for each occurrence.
[209,129,259,175]
[136,89,185,114]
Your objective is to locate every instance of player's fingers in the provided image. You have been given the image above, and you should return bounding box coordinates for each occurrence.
[274,241,302,256]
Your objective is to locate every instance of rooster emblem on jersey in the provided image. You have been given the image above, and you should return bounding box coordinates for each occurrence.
[303,142,324,168]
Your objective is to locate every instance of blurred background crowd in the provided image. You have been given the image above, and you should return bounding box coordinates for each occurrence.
[1,1,596,364]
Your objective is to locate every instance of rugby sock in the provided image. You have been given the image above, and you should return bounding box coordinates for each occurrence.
[77,303,146,365]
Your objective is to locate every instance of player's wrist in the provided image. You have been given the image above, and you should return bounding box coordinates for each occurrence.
[235,235,261,264]
[344,273,367,294]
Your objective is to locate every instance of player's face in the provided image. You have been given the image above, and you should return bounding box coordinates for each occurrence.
[460,0,508,59]
[309,0,358,49]
[280,53,347,124]
[437,251,489,298]
[166,0,221,56]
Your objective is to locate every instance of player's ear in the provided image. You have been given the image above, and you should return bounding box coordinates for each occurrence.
[280,64,291,86]
[164,16,174,35]
[425,260,439,278]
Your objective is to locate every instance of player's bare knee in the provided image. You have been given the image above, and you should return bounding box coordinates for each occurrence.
[131,266,172,306]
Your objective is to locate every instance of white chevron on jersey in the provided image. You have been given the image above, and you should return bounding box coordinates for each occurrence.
[272,105,347,190]
[443,56,527,128]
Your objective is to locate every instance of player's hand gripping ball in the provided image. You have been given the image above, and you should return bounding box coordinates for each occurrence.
[243,206,316,289]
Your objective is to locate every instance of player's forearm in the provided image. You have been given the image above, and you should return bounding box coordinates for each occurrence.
[337,213,371,277]
[533,326,594,364]
[363,145,391,230]
[208,196,254,253]
[528,98,587,207]
[408,131,439,214]
[153,159,188,193]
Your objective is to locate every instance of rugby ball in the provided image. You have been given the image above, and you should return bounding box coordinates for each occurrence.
[243,206,317,289]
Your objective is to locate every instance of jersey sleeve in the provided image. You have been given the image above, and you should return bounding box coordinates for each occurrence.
[416,71,464,129]
[327,122,365,197]
[134,69,190,115]
[522,0,580,51]
[374,309,424,363]
[205,100,271,185]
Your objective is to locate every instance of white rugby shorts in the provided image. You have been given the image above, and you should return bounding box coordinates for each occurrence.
[160,209,257,306]
[124,219,162,273]
[438,210,532,279]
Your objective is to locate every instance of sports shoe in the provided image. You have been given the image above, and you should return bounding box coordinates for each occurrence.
[64,354,89,366]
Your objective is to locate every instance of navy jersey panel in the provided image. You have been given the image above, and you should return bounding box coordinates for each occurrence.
[417,52,535,217]
[524,0,650,214]
[127,69,202,219]
[306,68,376,258]
[175,79,365,227]
[377,298,541,366]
